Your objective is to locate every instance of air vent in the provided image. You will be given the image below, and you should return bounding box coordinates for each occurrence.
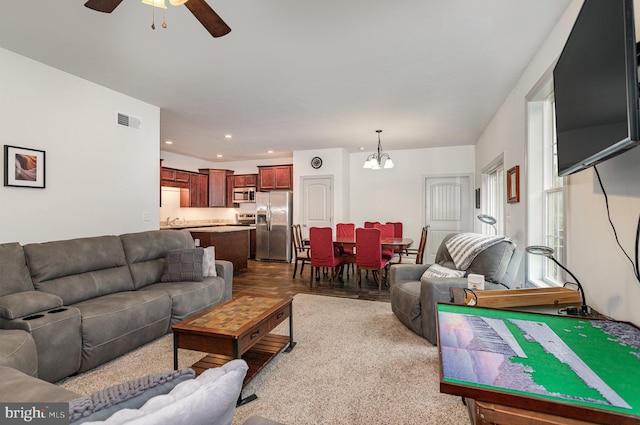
[117,112,141,130]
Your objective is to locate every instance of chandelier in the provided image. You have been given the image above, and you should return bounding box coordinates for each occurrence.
[363,130,394,170]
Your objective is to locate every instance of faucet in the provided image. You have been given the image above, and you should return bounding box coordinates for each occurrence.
[165,216,171,225]
[165,217,179,226]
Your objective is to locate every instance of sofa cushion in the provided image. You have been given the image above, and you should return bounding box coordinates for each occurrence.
[0,366,80,402]
[74,291,172,372]
[0,291,63,320]
[69,368,195,424]
[160,248,204,283]
[0,330,38,377]
[141,277,225,325]
[0,242,35,296]
[96,360,248,425]
[120,230,196,290]
[24,235,134,305]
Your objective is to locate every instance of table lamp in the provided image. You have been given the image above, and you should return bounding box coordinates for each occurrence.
[477,214,497,234]
[525,245,591,316]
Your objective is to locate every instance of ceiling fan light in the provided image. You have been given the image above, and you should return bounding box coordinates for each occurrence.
[142,0,167,9]
[169,0,188,5]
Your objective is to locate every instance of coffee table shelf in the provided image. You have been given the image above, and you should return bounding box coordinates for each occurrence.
[190,333,291,384]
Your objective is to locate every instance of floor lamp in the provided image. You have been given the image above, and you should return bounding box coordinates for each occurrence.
[525,245,591,316]
[477,214,497,235]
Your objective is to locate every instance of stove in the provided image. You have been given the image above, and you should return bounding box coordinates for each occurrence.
[237,213,256,225]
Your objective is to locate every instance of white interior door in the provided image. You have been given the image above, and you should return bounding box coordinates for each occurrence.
[301,177,333,238]
[424,175,472,264]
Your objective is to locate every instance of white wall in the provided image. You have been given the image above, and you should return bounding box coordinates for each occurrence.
[0,48,160,244]
[474,0,640,325]
[350,145,475,244]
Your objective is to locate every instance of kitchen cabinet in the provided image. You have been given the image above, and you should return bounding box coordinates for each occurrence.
[257,165,293,191]
[189,227,249,272]
[199,169,234,207]
[160,167,190,189]
[232,174,258,188]
[187,172,209,208]
[226,175,235,208]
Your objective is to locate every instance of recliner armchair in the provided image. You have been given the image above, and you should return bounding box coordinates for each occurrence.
[389,233,522,345]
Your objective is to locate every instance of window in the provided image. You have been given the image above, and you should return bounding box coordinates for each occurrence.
[481,155,504,235]
[527,78,566,286]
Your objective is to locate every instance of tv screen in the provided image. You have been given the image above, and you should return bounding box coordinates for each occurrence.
[553,0,640,177]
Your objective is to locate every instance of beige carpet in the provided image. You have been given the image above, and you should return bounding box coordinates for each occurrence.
[59,294,468,424]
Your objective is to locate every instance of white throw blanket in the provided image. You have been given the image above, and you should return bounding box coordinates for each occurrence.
[445,233,507,271]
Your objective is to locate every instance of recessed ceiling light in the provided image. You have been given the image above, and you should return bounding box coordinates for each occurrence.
[165,140,173,145]
[216,154,223,158]
[224,134,232,139]
[267,150,274,154]
[359,147,364,151]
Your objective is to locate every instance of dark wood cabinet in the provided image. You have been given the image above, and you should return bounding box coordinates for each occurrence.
[161,167,190,189]
[200,169,234,207]
[226,175,235,208]
[189,229,249,272]
[258,165,293,191]
[188,173,209,208]
[232,174,258,188]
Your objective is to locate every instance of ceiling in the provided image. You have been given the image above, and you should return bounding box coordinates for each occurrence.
[0,0,571,162]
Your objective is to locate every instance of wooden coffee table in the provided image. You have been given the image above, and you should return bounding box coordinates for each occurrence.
[172,294,295,404]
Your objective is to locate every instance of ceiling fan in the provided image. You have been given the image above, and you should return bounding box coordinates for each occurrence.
[84,0,231,38]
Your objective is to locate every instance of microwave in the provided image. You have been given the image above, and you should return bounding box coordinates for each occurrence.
[232,187,256,203]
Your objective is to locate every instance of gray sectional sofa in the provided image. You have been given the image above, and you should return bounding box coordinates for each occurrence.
[0,229,233,385]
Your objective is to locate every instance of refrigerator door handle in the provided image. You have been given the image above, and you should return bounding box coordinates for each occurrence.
[267,202,272,231]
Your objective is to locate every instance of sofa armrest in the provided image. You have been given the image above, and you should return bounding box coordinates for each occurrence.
[0,291,63,320]
[215,260,234,301]
[389,264,430,287]
[419,278,510,345]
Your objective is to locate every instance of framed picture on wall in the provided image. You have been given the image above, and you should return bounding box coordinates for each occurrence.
[4,145,46,188]
[507,165,519,203]
[475,188,481,209]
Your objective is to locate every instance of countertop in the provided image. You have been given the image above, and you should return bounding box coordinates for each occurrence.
[186,225,255,233]
[160,222,255,231]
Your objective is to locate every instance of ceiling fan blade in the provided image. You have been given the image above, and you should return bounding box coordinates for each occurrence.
[184,0,231,38]
[84,0,124,13]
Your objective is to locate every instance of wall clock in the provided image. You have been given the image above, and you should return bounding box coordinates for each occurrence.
[311,157,323,169]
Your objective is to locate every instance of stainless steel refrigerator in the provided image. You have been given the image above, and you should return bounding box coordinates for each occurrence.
[255,191,293,262]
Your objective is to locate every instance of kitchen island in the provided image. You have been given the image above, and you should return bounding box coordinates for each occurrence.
[189,226,253,273]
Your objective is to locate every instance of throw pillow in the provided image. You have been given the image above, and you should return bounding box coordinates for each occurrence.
[161,248,204,282]
[202,246,217,277]
[421,264,466,279]
[68,368,195,424]
[100,359,249,425]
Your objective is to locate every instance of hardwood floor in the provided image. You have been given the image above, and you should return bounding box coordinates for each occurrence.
[232,260,391,302]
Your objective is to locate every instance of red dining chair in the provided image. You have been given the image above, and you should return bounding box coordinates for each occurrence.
[374,223,396,261]
[386,221,405,260]
[355,227,390,292]
[364,221,380,228]
[309,227,344,288]
[336,223,356,277]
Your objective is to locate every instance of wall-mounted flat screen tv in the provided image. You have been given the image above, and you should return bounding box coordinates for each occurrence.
[553,0,640,177]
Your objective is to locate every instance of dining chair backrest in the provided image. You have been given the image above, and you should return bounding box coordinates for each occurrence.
[415,225,429,264]
[309,227,337,265]
[364,221,380,228]
[374,223,394,239]
[386,222,403,239]
[336,223,355,238]
[355,227,384,268]
[292,224,305,252]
